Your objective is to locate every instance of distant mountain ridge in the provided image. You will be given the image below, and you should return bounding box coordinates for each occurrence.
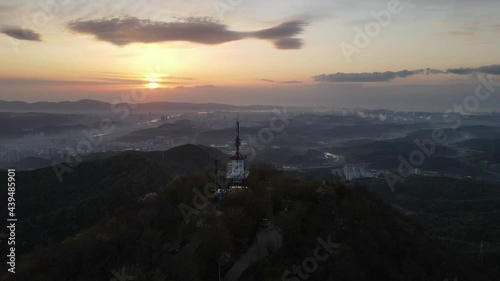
[0,99,279,113]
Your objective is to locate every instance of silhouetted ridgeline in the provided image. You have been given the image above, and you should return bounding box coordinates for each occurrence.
[0,100,279,113]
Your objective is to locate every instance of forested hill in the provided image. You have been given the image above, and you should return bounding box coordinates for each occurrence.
[1,165,494,281]
[0,145,226,257]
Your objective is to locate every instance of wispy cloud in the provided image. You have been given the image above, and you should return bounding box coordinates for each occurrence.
[491,24,500,31]
[67,17,308,49]
[0,4,18,14]
[1,28,41,41]
[261,79,302,84]
[442,22,500,36]
[0,75,192,87]
[89,71,197,81]
[445,31,474,36]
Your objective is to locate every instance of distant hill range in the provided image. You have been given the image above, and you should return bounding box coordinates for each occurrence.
[0,99,279,113]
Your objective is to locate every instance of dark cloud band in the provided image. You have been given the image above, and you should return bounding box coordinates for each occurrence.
[1,28,41,41]
[446,65,500,75]
[313,65,499,83]
[313,69,438,83]
[68,17,307,50]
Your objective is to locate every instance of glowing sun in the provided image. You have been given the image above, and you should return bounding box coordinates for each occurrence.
[145,73,160,89]
[147,82,159,89]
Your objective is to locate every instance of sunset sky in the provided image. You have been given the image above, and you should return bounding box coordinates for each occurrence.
[1,0,500,110]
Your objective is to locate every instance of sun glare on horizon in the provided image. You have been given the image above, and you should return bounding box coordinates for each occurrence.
[147,82,160,89]
[146,73,160,89]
